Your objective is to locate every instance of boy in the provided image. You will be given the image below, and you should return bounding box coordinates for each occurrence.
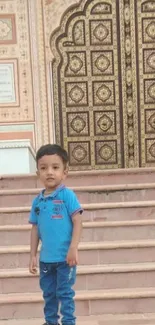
[29,144,83,325]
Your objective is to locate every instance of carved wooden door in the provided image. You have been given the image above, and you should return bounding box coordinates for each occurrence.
[51,0,155,170]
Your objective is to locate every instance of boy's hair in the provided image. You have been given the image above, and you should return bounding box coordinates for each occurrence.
[36,144,69,167]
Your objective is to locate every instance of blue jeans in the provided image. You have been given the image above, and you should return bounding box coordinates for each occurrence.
[39,261,76,325]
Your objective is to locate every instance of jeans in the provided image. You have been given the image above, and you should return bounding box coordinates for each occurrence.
[40,261,76,325]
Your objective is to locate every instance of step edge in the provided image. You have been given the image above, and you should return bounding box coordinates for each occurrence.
[1,167,155,179]
[1,288,155,303]
[1,183,155,195]
[1,200,155,213]
[1,314,155,323]
[1,219,155,231]
[0,240,155,253]
[1,263,155,278]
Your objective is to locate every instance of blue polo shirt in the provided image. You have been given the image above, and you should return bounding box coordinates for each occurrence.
[29,185,83,263]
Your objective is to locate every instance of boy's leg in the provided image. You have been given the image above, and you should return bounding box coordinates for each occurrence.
[40,262,59,325]
[57,262,76,325]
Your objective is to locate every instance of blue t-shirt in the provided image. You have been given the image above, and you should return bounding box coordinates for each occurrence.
[29,185,83,263]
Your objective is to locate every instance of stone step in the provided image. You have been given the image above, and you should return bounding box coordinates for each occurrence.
[81,220,155,242]
[1,168,155,189]
[1,288,155,319]
[1,314,155,325]
[1,184,155,206]
[0,201,155,225]
[0,240,155,269]
[1,220,155,246]
[1,263,155,294]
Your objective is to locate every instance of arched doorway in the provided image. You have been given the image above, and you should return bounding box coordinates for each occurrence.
[50,0,155,170]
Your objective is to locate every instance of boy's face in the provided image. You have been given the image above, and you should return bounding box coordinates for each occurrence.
[37,154,68,192]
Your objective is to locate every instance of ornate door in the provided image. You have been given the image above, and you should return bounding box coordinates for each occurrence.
[50,0,155,170]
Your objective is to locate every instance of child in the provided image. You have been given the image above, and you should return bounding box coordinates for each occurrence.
[29,144,83,325]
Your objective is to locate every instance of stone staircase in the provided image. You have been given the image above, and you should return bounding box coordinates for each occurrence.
[0,168,155,324]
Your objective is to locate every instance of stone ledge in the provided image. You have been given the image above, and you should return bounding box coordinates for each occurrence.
[0,140,36,175]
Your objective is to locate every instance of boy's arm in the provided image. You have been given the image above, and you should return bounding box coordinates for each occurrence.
[29,224,39,274]
[67,213,82,266]
[70,213,82,248]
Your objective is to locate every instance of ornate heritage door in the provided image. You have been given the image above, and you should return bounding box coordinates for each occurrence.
[51,0,155,170]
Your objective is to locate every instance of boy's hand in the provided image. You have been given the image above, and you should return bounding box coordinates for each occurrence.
[67,247,78,266]
[29,256,37,274]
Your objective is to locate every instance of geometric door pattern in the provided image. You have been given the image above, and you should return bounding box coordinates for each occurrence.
[50,0,155,170]
[138,1,155,166]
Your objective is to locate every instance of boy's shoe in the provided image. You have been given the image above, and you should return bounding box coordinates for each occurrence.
[42,323,59,325]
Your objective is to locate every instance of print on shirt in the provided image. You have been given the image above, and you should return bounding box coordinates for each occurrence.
[52,200,64,219]
[34,206,40,216]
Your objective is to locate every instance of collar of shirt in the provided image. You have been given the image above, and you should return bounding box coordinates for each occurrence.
[38,184,65,201]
